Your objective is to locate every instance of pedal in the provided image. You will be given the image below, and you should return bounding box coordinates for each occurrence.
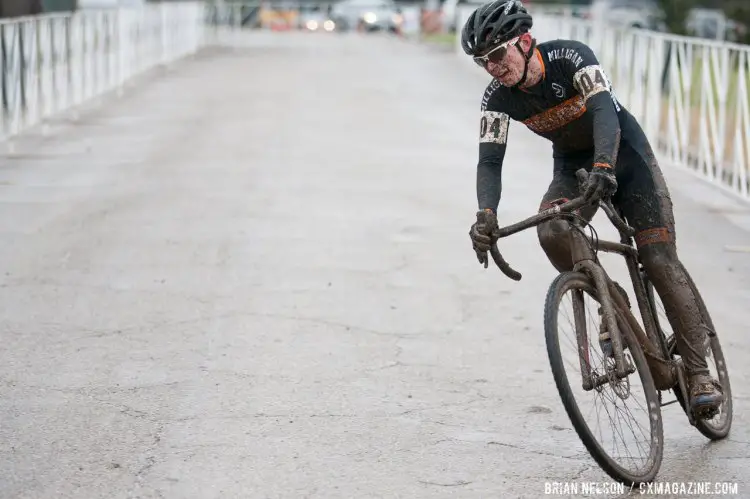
[694,405,720,420]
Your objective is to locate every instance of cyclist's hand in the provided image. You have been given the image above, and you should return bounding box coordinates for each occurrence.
[469,209,499,267]
[583,164,618,203]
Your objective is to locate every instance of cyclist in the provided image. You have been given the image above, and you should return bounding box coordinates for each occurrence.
[462,0,723,416]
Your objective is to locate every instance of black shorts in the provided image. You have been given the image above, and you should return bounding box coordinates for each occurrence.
[539,137,676,249]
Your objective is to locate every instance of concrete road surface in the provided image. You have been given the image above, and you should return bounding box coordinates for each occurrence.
[1,33,749,498]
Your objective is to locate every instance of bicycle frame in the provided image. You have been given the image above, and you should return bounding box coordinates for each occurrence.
[487,179,681,392]
[571,225,678,391]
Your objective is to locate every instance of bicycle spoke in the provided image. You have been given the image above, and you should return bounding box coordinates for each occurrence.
[602,388,650,465]
[616,405,651,460]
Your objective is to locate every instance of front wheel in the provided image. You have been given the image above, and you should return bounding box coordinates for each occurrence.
[642,268,732,440]
[545,271,663,485]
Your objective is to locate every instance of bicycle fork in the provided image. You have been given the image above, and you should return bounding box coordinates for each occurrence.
[567,228,633,391]
[575,260,634,391]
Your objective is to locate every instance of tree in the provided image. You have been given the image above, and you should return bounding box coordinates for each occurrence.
[723,0,750,43]
[654,0,699,34]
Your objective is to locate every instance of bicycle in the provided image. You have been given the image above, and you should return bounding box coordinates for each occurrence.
[483,168,733,485]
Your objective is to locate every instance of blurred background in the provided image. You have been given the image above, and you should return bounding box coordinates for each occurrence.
[0,0,747,495]
[2,0,748,194]
[2,0,748,43]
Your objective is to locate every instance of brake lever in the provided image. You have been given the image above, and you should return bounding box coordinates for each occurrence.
[599,198,635,237]
[576,168,635,237]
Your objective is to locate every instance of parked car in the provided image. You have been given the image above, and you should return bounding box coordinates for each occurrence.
[686,8,746,42]
[298,5,337,32]
[330,0,404,33]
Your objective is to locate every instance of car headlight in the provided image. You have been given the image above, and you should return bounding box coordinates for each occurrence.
[363,12,377,23]
[323,20,335,31]
[306,20,318,30]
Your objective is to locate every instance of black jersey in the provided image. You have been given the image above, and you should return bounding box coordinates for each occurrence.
[476,39,644,212]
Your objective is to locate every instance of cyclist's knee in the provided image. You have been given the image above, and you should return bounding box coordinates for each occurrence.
[638,240,679,279]
[538,218,569,244]
[538,219,574,271]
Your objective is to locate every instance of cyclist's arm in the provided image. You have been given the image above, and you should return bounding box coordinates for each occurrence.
[477,109,510,213]
[570,44,621,170]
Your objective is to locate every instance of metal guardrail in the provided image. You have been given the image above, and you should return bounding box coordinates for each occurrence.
[456,6,750,201]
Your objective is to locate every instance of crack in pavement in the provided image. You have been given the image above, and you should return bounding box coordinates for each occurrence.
[86,395,161,424]
[10,277,237,302]
[395,397,487,416]
[136,310,423,339]
[570,464,593,480]
[487,440,587,460]
[0,384,162,424]
[167,407,510,423]
[418,419,471,429]
[429,438,458,446]
[365,360,443,372]
[427,436,593,465]
[53,310,412,341]
[168,442,240,455]
[127,422,165,499]
[169,413,360,422]
[3,380,189,398]
[418,480,472,487]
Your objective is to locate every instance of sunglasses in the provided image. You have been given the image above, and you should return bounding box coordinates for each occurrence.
[473,36,520,67]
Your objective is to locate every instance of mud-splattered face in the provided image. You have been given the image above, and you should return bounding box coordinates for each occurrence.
[485,41,525,86]
[477,34,536,87]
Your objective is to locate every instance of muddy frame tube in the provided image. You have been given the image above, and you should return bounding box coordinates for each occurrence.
[586,235,669,357]
[582,233,678,389]
[568,228,629,379]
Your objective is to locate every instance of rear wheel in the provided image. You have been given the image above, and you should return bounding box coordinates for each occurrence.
[642,267,732,440]
[545,271,663,485]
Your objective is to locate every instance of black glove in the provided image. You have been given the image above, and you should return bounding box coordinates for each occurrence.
[469,209,499,267]
[583,164,618,202]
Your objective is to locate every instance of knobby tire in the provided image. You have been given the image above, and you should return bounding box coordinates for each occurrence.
[544,271,663,485]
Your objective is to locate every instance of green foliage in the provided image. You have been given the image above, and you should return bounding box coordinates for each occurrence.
[655,0,699,35]
[724,1,750,43]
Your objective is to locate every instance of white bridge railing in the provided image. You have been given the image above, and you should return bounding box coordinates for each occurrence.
[457,7,750,201]
[0,2,329,143]
[0,2,247,143]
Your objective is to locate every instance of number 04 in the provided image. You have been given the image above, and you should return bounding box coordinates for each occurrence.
[480,116,503,138]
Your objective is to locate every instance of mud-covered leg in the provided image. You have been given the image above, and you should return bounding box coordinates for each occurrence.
[636,239,723,415]
[615,143,723,417]
[537,171,597,272]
